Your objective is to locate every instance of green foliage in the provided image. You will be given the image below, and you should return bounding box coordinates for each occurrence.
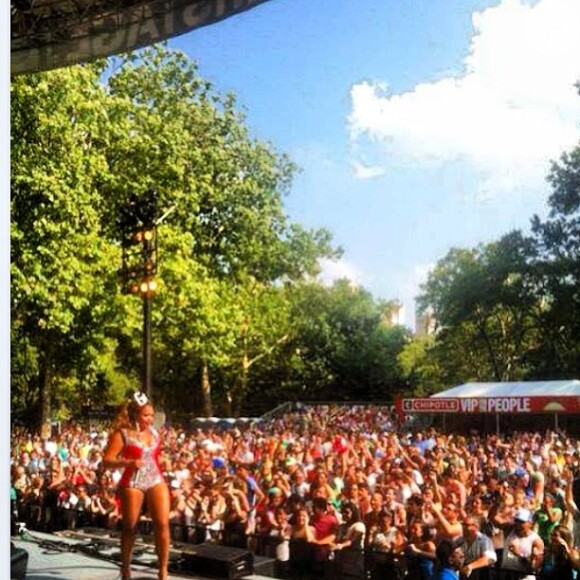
[244,280,411,411]
[527,137,580,376]
[11,64,123,432]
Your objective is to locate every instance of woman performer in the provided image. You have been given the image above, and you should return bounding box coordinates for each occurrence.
[103,392,169,580]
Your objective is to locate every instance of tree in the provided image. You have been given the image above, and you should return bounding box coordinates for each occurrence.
[12,46,341,426]
[417,232,541,386]
[529,135,580,375]
[397,334,443,396]
[11,63,124,434]
[98,47,338,415]
[245,280,410,407]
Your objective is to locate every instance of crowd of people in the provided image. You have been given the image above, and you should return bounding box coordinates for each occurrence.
[10,402,580,580]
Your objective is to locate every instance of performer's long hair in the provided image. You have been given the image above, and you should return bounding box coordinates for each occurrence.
[112,392,151,431]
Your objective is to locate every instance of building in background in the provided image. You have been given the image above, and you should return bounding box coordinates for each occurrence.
[415,306,435,337]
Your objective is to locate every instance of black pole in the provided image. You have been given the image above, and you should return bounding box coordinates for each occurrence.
[143,291,152,397]
[119,190,158,399]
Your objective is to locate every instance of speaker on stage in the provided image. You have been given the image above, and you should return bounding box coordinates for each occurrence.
[180,543,253,579]
[11,542,29,580]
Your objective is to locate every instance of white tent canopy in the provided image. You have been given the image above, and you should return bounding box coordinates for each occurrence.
[431,380,580,398]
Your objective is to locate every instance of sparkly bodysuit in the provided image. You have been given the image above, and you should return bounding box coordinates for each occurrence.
[118,427,164,491]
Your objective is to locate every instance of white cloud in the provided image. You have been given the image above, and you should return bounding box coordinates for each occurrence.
[347,0,580,197]
[351,160,386,180]
[317,257,363,287]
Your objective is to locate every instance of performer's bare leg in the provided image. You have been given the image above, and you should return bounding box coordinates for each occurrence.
[147,482,170,580]
[119,488,145,580]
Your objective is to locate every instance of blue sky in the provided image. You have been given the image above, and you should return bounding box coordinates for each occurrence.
[167,0,580,329]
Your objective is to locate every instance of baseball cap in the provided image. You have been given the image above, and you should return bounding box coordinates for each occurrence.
[514,508,532,522]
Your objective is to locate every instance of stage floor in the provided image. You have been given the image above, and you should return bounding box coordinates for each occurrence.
[11,530,276,580]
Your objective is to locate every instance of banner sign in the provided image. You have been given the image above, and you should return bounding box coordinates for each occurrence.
[12,0,274,75]
[398,396,580,414]
[401,398,459,413]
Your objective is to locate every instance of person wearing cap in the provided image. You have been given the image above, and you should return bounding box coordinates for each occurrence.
[500,508,544,580]
[459,516,497,580]
[255,486,286,537]
[211,456,227,472]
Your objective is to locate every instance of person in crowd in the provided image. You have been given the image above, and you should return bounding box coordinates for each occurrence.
[533,493,562,546]
[329,500,367,579]
[434,539,465,580]
[102,392,169,580]
[466,494,490,532]
[168,480,187,540]
[73,483,93,528]
[368,508,398,552]
[357,482,373,518]
[333,501,366,551]
[406,494,431,535]
[442,466,468,510]
[21,474,45,529]
[310,467,338,502]
[256,486,287,538]
[539,524,580,580]
[90,485,120,529]
[562,466,580,550]
[289,507,315,579]
[406,521,436,580]
[235,463,265,535]
[222,479,250,548]
[429,502,463,544]
[268,505,292,576]
[290,466,310,500]
[500,508,544,580]
[197,484,226,542]
[364,491,386,541]
[290,506,314,541]
[459,516,497,580]
[367,508,408,580]
[309,496,339,569]
[384,485,408,528]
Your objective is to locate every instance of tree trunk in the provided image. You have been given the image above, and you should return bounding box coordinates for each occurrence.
[200,360,213,417]
[223,388,233,417]
[38,341,53,439]
[235,353,250,416]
